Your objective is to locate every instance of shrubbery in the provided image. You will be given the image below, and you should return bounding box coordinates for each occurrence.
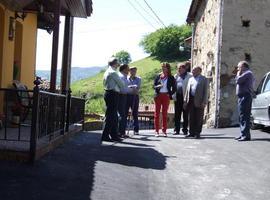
[140,24,191,60]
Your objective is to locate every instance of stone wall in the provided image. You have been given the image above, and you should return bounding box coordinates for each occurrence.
[219,0,270,127]
[192,0,220,127]
[191,0,270,127]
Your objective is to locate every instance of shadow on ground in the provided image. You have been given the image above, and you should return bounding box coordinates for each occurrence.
[0,132,166,200]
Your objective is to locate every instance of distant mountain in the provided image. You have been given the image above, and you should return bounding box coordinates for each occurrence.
[36,66,105,84]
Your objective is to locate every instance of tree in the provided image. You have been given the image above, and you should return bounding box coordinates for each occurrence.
[139,24,192,60]
[114,50,132,64]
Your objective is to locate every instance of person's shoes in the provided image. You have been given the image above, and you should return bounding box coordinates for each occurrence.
[238,137,251,142]
[120,134,129,138]
[111,137,122,142]
[101,137,113,142]
[195,135,201,139]
[134,131,139,135]
[185,134,194,138]
[173,132,180,135]
[182,131,188,135]
[155,132,159,137]
[235,136,242,140]
[163,132,167,137]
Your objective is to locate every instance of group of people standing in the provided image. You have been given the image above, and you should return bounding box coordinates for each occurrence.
[101,56,255,143]
[153,62,208,139]
[101,57,141,142]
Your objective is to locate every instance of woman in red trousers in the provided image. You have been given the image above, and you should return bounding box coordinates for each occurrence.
[153,62,176,137]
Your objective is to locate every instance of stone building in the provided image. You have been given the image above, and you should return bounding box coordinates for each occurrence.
[186,0,270,127]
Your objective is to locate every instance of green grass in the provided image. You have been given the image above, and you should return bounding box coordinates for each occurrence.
[71,56,185,114]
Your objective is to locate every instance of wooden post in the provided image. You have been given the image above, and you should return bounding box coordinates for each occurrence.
[61,14,74,94]
[29,77,41,163]
[50,0,61,92]
[65,88,71,132]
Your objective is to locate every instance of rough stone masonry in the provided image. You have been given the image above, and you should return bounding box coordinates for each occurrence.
[187,0,270,127]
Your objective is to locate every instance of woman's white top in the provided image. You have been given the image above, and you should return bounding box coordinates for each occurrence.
[159,78,168,93]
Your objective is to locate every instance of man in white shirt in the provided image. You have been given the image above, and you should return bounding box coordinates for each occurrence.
[102,57,124,142]
[173,64,192,135]
[184,66,208,139]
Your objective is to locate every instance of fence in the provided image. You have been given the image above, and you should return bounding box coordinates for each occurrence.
[0,88,33,142]
[0,81,85,162]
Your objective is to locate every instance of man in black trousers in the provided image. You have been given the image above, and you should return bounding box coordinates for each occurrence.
[173,64,192,135]
[101,57,124,142]
[184,66,208,139]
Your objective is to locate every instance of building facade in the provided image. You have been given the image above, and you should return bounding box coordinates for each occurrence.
[0,3,37,89]
[187,0,270,127]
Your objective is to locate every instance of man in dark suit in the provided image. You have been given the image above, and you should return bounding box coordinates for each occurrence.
[184,66,208,139]
[173,64,192,135]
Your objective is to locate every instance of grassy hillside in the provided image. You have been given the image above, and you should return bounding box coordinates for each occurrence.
[71,56,183,114]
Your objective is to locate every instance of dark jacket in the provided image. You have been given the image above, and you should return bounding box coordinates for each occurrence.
[154,74,176,100]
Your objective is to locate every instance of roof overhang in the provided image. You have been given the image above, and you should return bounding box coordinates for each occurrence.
[0,0,92,32]
[186,0,203,24]
[0,0,93,18]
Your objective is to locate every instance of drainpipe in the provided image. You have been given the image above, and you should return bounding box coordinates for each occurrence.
[214,0,224,128]
[190,22,195,69]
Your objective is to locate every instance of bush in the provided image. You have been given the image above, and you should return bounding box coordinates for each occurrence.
[114,50,132,64]
[140,24,192,60]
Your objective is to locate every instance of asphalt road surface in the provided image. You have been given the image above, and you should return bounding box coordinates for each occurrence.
[0,128,269,200]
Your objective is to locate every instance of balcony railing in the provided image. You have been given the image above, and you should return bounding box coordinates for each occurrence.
[0,81,85,162]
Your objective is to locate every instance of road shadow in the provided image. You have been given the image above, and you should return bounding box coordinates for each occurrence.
[129,134,161,142]
[260,127,270,134]
[251,138,270,142]
[168,136,236,140]
[0,131,166,200]
[120,141,155,147]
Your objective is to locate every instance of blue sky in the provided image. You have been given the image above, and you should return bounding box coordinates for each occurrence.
[36,0,192,70]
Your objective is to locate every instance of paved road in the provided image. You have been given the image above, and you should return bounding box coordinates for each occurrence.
[0,128,269,200]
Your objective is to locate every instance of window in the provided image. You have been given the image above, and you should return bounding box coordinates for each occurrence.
[242,19,250,27]
[245,53,251,62]
[262,75,270,93]
[256,75,266,94]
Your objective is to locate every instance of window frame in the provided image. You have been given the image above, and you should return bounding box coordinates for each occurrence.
[262,74,270,93]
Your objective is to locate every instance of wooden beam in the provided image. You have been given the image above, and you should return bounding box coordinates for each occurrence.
[50,0,61,92]
[61,14,74,93]
[0,0,33,11]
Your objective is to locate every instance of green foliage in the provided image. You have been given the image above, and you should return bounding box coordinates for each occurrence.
[71,57,186,114]
[140,24,192,60]
[114,50,132,64]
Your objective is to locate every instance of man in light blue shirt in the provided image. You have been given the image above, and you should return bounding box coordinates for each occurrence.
[126,66,141,135]
[118,64,134,138]
[101,57,124,142]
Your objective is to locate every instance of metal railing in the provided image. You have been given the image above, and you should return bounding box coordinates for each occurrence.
[127,111,155,130]
[0,80,85,162]
[36,91,66,140]
[0,88,33,142]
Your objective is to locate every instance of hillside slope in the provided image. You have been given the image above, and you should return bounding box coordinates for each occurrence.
[37,67,104,84]
[71,57,182,114]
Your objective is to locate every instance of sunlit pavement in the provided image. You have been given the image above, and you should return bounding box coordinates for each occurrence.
[0,128,269,200]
